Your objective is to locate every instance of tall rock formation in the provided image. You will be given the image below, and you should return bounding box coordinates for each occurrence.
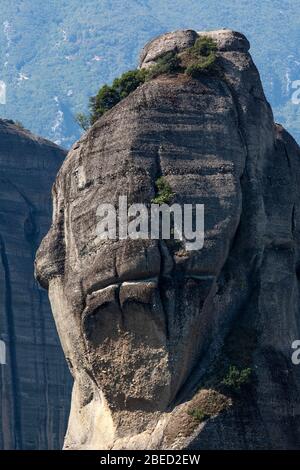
[0,119,72,449]
[36,30,300,449]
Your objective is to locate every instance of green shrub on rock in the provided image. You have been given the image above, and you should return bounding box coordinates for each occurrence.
[112,69,147,99]
[151,176,175,204]
[221,365,252,392]
[80,36,218,128]
[184,36,217,77]
[192,36,217,57]
[89,69,147,124]
[188,408,210,423]
[89,84,120,124]
[185,53,217,77]
[146,51,182,80]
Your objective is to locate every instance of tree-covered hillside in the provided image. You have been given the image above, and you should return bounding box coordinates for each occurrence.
[0,0,299,147]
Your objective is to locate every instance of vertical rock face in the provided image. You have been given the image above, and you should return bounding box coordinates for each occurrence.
[0,119,72,449]
[36,30,300,449]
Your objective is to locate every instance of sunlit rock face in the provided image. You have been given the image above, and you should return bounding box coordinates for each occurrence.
[0,119,72,449]
[36,30,300,450]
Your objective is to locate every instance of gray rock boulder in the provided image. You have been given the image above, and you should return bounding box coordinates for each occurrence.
[36,30,300,449]
[0,119,72,449]
[140,29,198,68]
[139,29,250,69]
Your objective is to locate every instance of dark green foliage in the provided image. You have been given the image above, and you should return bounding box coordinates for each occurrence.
[89,84,121,124]
[188,408,210,423]
[192,36,217,57]
[146,51,182,80]
[89,69,147,124]
[185,54,216,77]
[112,69,147,98]
[151,176,180,253]
[151,176,175,204]
[221,366,252,392]
[86,38,217,126]
[82,37,219,126]
[185,36,217,77]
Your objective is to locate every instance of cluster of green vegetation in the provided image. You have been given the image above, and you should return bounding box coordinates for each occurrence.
[185,53,217,78]
[186,389,232,425]
[194,36,218,56]
[151,176,175,204]
[188,408,210,423]
[184,36,217,78]
[195,319,257,408]
[88,69,148,125]
[76,36,218,129]
[76,68,147,128]
[150,176,187,253]
[146,51,182,80]
[185,365,252,427]
[221,365,252,392]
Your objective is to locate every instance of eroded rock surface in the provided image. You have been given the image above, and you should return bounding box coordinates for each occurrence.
[36,30,300,449]
[0,120,72,449]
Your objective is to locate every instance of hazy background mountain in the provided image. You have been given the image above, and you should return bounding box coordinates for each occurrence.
[0,0,300,148]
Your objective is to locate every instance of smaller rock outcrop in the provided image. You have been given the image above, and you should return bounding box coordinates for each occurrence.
[0,119,72,449]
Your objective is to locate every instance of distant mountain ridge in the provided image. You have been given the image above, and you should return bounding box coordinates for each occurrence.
[0,0,300,147]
